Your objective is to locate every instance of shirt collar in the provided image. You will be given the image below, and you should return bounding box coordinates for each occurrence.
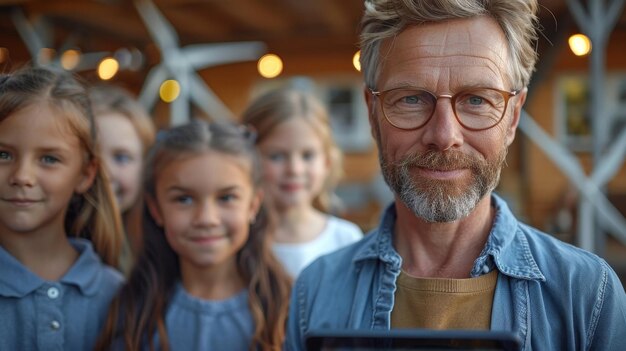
[480,194,545,281]
[0,238,106,298]
[353,203,401,267]
[0,244,44,298]
[352,194,545,281]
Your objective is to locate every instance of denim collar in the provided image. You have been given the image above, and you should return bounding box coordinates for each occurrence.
[0,238,105,298]
[352,193,545,281]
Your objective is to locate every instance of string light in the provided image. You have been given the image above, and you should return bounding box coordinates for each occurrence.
[568,34,591,56]
[353,50,361,72]
[257,54,283,78]
[60,49,81,70]
[160,80,181,103]
[98,57,119,80]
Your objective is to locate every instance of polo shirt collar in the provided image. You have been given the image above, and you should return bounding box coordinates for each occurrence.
[0,238,104,298]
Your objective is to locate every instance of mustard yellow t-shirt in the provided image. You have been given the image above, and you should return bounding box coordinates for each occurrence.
[391,270,498,330]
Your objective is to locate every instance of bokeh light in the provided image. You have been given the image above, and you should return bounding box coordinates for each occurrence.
[569,34,592,56]
[98,57,120,80]
[257,54,283,78]
[160,79,181,103]
[353,50,361,72]
[37,48,56,65]
[61,49,81,70]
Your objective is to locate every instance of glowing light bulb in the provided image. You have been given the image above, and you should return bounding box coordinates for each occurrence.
[61,49,81,70]
[98,57,119,80]
[353,51,361,72]
[257,54,283,78]
[160,80,181,103]
[569,34,591,56]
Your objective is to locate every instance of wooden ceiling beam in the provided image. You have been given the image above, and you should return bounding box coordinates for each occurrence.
[207,0,293,33]
[317,0,355,36]
[158,4,233,43]
[22,1,148,43]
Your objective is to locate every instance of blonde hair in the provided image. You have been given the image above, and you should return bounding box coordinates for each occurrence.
[89,84,156,155]
[0,66,124,267]
[241,88,343,213]
[89,84,156,258]
[360,0,539,89]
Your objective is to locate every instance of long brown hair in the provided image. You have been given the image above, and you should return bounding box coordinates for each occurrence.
[0,65,124,267]
[96,120,292,351]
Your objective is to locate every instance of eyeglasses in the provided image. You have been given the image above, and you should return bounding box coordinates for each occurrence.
[370,87,520,131]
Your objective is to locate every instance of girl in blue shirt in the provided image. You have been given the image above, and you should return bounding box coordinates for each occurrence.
[0,66,125,350]
[96,120,292,351]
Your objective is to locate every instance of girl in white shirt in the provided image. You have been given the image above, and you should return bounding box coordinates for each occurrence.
[242,88,363,277]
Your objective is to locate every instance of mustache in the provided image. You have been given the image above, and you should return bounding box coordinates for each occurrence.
[395,150,481,171]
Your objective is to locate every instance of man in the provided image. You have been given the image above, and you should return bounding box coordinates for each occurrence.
[285,0,626,350]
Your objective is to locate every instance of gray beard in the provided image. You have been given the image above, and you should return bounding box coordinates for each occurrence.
[381,149,506,223]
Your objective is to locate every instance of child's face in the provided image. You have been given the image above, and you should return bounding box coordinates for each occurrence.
[148,151,260,270]
[0,102,96,237]
[96,113,144,213]
[257,118,330,211]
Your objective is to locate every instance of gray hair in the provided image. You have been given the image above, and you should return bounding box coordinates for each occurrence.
[360,0,539,89]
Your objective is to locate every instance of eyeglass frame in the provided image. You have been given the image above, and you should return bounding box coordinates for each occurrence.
[369,87,521,131]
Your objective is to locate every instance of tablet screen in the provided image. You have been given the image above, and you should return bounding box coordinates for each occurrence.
[305,329,521,351]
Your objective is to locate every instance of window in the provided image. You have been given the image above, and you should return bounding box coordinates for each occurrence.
[555,74,626,152]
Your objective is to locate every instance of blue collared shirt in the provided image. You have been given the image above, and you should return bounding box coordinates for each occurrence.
[285,194,626,350]
[0,238,124,351]
[161,284,253,350]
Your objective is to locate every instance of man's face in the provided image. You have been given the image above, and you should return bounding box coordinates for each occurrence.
[366,16,525,222]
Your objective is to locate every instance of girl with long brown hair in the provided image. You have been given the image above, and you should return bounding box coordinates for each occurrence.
[96,120,291,351]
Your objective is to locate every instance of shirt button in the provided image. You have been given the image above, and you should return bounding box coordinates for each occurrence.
[47,287,59,299]
[481,265,490,274]
[50,320,61,330]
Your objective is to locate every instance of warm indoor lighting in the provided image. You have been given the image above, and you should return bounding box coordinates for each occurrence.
[60,49,81,70]
[353,50,361,72]
[37,48,56,65]
[0,47,8,63]
[97,57,119,80]
[159,79,181,103]
[568,34,591,56]
[257,53,283,78]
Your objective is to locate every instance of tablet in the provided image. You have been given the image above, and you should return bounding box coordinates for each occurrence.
[305,329,521,351]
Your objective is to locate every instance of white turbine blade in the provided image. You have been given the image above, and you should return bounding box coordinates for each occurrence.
[134,0,180,52]
[182,41,267,69]
[11,8,45,59]
[189,73,232,122]
[72,52,110,72]
[170,69,191,126]
[139,64,170,111]
[591,126,626,185]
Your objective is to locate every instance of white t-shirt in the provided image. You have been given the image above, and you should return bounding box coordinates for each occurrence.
[272,216,363,278]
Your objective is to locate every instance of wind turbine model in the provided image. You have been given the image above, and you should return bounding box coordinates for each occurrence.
[134,0,266,125]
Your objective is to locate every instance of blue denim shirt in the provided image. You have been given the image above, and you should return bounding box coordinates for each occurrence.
[0,238,124,351]
[285,194,626,351]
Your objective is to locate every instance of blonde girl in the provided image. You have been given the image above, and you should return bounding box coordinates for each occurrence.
[96,120,291,351]
[89,84,156,266]
[242,88,363,278]
[0,66,124,350]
